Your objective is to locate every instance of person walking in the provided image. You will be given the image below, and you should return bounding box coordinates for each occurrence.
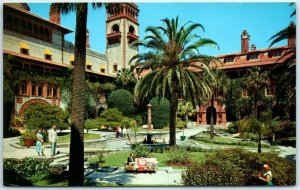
[48,125,58,156]
[36,129,44,156]
[123,126,127,138]
[116,126,119,138]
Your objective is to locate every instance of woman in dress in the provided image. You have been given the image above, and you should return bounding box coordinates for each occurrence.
[36,129,45,156]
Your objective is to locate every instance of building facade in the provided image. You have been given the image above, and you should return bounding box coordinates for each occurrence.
[3,3,139,117]
[196,24,296,126]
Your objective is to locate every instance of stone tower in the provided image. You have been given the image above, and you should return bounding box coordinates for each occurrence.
[106,3,139,74]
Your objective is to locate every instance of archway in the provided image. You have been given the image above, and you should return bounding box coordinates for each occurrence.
[206,106,216,125]
[18,99,49,117]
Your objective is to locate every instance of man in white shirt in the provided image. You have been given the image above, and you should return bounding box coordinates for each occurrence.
[48,125,58,156]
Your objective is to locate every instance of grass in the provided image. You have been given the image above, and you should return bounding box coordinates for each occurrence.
[57,133,101,144]
[87,149,212,169]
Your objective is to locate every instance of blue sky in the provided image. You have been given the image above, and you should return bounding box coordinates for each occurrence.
[28,2,295,56]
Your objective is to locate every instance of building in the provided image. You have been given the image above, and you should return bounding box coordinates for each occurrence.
[3,3,139,117]
[196,23,296,126]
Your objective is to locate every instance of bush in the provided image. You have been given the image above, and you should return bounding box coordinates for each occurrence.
[20,131,37,145]
[132,144,150,157]
[24,103,69,132]
[227,122,238,134]
[182,148,296,186]
[176,117,186,129]
[150,97,170,129]
[100,108,123,122]
[167,147,191,165]
[107,89,135,116]
[4,158,50,185]
[84,119,100,133]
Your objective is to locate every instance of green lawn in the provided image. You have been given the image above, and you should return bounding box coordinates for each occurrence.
[87,149,211,169]
[57,133,102,144]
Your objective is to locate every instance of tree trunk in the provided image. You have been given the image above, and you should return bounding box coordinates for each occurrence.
[169,80,178,146]
[258,130,262,153]
[210,95,214,139]
[68,3,88,186]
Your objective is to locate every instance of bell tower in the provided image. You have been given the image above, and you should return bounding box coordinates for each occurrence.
[106,3,139,74]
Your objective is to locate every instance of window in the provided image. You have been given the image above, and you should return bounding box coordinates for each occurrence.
[38,83,43,96]
[129,26,135,34]
[112,24,120,33]
[45,28,50,42]
[47,85,52,97]
[31,82,37,96]
[20,20,26,34]
[247,53,259,60]
[34,24,38,38]
[20,81,27,95]
[53,85,58,97]
[70,61,74,65]
[39,26,44,40]
[270,50,282,57]
[224,56,235,63]
[13,17,19,32]
[101,69,105,73]
[113,64,118,73]
[87,65,92,70]
[20,48,29,55]
[27,22,32,36]
[265,86,275,96]
[45,54,52,60]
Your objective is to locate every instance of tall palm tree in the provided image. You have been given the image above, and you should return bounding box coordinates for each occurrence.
[244,66,269,153]
[130,17,218,146]
[52,2,108,186]
[206,68,229,139]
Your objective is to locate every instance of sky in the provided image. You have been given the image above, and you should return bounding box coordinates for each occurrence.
[28,2,296,56]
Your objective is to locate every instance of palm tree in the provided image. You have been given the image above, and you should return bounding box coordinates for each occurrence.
[130,17,218,146]
[244,66,269,153]
[178,101,196,122]
[206,68,229,139]
[52,2,110,186]
[115,68,137,92]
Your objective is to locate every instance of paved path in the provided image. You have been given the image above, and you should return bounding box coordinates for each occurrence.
[3,123,296,161]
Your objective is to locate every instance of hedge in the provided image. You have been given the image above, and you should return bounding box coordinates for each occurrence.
[107,89,135,116]
[149,97,170,129]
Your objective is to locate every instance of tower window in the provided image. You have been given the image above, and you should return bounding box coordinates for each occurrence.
[129,26,135,34]
[113,64,118,73]
[101,69,106,73]
[112,24,120,33]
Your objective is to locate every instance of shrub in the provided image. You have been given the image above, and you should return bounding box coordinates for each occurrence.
[150,97,170,129]
[167,147,191,165]
[132,144,150,157]
[100,108,123,122]
[182,148,296,186]
[84,119,100,133]
[3,158,50,185]
[227,122,238,134]
[107,89,135,116]
[19,131,37,145]
[176,117,186,129]
[24,103,69,132]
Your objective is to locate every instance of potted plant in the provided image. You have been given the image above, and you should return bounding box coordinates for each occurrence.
[20,131,37,148]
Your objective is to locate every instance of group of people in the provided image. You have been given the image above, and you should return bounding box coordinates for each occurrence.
[142,137,157,144]
[36,125,58,157]
[115,126,128,138]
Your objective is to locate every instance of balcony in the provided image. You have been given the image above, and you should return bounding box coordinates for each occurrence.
[107,32,121,44]
[127,32,138,44]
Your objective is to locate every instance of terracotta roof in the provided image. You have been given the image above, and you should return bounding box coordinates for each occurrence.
[4,3,72,34]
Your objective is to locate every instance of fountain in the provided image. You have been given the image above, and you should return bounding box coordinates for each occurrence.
[138,104,169,146]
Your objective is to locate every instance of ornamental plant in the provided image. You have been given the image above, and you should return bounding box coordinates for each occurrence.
[107,89,135,116]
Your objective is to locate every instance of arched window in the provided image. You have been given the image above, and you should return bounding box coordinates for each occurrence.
[129,26,135,34]
[112,24,119,33]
